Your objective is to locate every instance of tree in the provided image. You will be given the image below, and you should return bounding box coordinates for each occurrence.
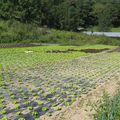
[99,3,119,31]
[0,0,119,31]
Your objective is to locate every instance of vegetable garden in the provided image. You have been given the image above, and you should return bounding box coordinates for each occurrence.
[0,45,120,120]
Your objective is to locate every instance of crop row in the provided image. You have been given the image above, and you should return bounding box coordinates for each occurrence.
[0,50,120,120]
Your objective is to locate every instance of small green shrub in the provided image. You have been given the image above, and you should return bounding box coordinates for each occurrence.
[94,90,120,120]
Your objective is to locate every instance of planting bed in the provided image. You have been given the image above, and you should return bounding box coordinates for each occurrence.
[46,48,109,53]
[0,46,120,120]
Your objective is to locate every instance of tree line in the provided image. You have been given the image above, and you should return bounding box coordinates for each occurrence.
[0,0,120,31]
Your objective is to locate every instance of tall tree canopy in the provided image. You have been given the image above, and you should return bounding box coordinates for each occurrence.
[0,0,120,31]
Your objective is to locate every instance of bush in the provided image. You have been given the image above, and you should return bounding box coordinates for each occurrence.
[94,89,120,120]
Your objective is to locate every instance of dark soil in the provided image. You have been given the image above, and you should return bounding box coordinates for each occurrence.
[46,50,71,53]
[80,48,110,53]
[46,48,110,53]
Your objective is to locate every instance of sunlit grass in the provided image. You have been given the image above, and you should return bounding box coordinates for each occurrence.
[94,88,120,120]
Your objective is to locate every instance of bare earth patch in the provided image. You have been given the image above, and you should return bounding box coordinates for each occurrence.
[46,48,110,53]
[41,74,120,120]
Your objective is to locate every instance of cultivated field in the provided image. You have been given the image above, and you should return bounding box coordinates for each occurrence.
[0,45,120,120]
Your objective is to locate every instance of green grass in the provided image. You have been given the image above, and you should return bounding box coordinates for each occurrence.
[94,88,120,120]
[89,26,120,32]
[0,45,116,64]
[0,44,116,54]
[0,20,120,46]
[111,28,120,32]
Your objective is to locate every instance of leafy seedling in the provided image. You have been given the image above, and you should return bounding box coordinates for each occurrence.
[18,118,25,120]
[28,106,33,110]
[65,102,71,106]
[1,117,8,120]
[32,111,38,117]
[11,95,15,99]
[38,101,44,106]
[24,101,30,105]
[42,107,48,112]
[14,104,20,109]
[46,112,52,116]
[0,109,7,115]
[54,106,62,111]
[16,111,22,115]
[0,104,5,109]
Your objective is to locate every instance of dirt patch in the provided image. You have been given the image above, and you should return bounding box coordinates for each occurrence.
[108,47,120,52]
[41,74,120,120]
[46,48,110,53]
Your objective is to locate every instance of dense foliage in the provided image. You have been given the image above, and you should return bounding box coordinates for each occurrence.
[94,88,120,120]
[0,0,120,31]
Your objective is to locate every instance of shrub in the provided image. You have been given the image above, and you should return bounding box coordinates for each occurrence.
[94,90,120,120]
